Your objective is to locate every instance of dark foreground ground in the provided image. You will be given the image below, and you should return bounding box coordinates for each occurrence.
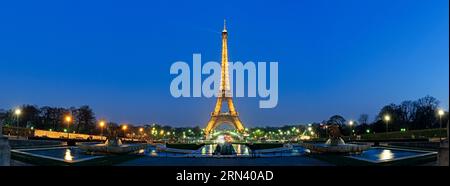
[118,156,332,166]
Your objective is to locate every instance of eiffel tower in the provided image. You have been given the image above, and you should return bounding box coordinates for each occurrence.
[204,20,245,136]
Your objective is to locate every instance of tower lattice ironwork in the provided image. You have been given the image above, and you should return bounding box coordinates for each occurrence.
[204,20,245,136]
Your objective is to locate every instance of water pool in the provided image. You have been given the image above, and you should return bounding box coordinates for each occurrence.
[12,147,104,163]
[347,147,437,163]
[143,144,309,158]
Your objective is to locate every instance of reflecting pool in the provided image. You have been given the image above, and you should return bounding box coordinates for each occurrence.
[12,147,103,163]
[347,147,437,163]
[143,144,309,158]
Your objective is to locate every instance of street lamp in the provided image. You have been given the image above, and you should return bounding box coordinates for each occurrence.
[65,115,72,139]
[99,120,106,139]
[14,108,22,139]
[384,114,391,133]
[349,120,354,139]
[14,108,22,116]
[438,109,445,142]
[122,125,128,140]
[139,128,144,140]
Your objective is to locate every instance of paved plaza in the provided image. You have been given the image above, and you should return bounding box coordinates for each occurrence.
[118,156,332,166]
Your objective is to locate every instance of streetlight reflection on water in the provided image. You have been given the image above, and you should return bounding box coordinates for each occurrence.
[138,149,145,154]
[378,149,394,161]
[64,149,73,161]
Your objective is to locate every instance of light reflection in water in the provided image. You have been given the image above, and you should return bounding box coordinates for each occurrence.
[243,146,249,155]
[151,149,157,157]
[201,144,214,155]
[234,144,250,156]
[138,149,145,154]
[64,149,73,161]
[378,149,394,161]
[201,146,206,155]
[199,144,251,156]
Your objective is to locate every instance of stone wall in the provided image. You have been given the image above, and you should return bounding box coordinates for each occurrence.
[0,136,10,166]
[8,139,65,149]
[438,142,449,166]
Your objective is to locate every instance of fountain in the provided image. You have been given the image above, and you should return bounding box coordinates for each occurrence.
[300,124,370,154]
[213,143,236,155]
[211,134,236,156]
[79,126,147,154]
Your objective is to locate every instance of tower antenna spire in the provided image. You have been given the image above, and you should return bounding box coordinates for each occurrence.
[223,19,227,32]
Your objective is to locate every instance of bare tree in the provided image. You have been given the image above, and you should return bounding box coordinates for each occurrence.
[358,114,369,125]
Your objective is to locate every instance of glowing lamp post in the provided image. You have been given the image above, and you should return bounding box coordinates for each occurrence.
[99,120,106,140]
[139,128,144,140]
[14,108,22,139]
[122,125,128,140]
[65,115,72,139]
[438,109,445,142]
[349,120,354,139]
[384,115,391,133]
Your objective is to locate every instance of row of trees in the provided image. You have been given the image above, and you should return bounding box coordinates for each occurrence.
[0,105,96,135]
[233,96,448,139]
[319,95,448,137]
[0,95,447,140]
[0,105,204,139]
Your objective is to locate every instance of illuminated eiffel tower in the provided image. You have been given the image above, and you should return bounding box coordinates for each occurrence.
[204,20,245,136]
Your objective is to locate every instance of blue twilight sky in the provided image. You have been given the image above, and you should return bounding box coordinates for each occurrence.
[0,0,448,127]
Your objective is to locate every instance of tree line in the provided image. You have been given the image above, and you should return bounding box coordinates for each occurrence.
[0,105,97,135]
[241,95,448,139]
[318,95,448,137]
[0,95,448,138]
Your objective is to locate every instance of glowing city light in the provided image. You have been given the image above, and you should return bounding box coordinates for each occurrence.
[99,120,106,127]
[14,108,22,116]
[384,115,391,122]
[438,109,445,116]
[216,135,225,144]
[65,116,72,123]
